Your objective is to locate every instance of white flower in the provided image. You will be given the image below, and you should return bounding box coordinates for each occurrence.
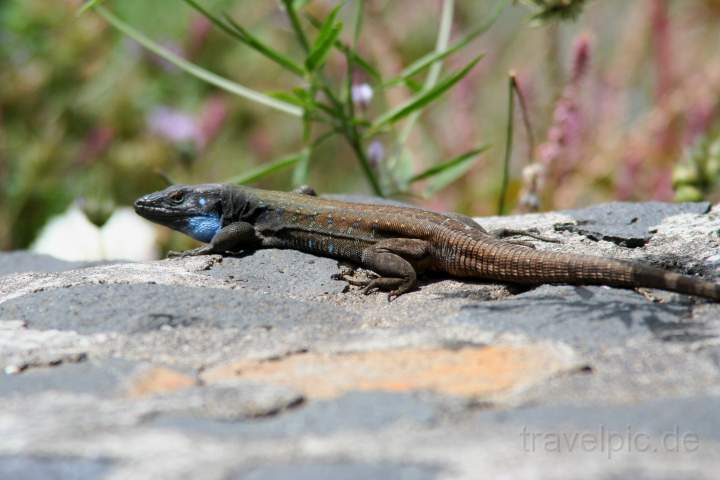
[31,205,159,261]
[351,83,373,108]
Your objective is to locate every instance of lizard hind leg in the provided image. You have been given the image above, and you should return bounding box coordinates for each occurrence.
[358,238,430,301]
[490,228,561,244]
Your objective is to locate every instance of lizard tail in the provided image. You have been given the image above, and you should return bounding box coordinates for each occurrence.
[473,244,720,300]
[630,263,720,300]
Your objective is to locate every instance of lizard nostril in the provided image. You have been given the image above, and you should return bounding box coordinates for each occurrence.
[133,196,148,211]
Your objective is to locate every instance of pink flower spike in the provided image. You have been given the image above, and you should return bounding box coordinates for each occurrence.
[571,34,591,85]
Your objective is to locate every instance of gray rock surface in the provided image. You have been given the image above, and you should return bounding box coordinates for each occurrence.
[555,201,712,247]
[1,201,720,479]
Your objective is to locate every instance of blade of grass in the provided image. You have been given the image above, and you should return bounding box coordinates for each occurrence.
[409,144,489,184]
[226,152,306,185]
[370,54,482,133]
[94,6,302,117]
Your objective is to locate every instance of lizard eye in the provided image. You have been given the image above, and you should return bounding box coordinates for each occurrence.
[169,191,185,203]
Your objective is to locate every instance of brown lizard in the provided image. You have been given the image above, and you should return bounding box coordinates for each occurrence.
[134,183,720,301]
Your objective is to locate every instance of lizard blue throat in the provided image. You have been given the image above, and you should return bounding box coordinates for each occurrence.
[184,215,221,243]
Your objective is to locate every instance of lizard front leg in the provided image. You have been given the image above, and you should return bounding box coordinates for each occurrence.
[168,221,257,257]
[355,238,430,301]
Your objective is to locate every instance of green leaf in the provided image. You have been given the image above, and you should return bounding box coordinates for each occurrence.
[179,0,305,76]
[306,24,342,72]
[305,5,344,72]
[404,77,423,94]
[225,152,306,185]
[223,14,305,76]
[305,13,381,82]
[409,145,490,194]
[94,6,302,117]
[345,48,381,82]
[292,0,311,9]
[385,0,505,87]
[370,55,483,132]
[267,90,315,109]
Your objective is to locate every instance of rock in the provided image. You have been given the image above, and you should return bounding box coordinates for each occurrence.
[0,358,136,398]
[201,343,583,401]
[449,284,699,350]
[0,251,114,276]
[0,283,357,334]
[228,461,442,480]
[0,456,111,480]
[553,201,711,248]
[1,201,720,479]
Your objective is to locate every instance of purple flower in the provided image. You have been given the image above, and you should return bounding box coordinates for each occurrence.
[367,140,384,168]
[147,107,198,144]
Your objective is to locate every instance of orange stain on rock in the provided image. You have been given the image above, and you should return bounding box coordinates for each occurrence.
[201,345,579,400]
[127,366,196,398]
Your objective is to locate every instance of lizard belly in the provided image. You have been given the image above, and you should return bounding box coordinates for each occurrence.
[261,231,372,263]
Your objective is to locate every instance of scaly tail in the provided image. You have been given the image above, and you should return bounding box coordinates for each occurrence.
[472,242,720,301]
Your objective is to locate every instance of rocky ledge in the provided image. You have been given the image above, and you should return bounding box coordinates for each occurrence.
[1,201,720,480]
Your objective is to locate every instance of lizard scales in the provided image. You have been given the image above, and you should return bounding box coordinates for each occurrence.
[134,183,720,301]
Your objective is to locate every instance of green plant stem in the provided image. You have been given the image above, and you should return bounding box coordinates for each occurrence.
[498,73,516,215]
[347,131,383,195]
[282,0,310,52]
[94,6,302,117]
[512,73,535,165]
[397,0,454,147]
[345,0,364,118]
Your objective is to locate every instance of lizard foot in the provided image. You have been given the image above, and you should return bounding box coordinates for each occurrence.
[333,264,377,287]
[360,277,411,302]
[167,246,215,258]
[503,239,537,249]
[491,228,561,244]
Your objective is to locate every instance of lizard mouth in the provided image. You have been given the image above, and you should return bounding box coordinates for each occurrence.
[133,201,194,221]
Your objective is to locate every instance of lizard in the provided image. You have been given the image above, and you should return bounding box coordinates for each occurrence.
[133,183,720,301]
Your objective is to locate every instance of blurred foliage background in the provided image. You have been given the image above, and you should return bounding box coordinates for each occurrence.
[2,0,720,251]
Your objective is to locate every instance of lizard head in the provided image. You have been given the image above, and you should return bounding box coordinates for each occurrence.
[134,184,225,242]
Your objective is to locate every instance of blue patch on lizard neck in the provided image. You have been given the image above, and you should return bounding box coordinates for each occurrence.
[184,215,221,243]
